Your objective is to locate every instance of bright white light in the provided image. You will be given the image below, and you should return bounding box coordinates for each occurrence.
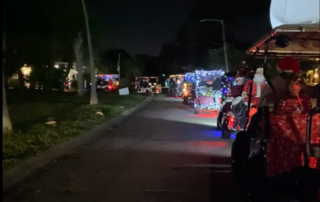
[54,65,59,68]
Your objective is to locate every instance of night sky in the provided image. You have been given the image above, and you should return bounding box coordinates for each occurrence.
[91,0,197,56]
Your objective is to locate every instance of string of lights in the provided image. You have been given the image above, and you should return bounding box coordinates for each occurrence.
[185,70,228,109]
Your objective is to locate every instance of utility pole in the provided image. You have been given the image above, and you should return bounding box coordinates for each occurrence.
[200,19,229,72]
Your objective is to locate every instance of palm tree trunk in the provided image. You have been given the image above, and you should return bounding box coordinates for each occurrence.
[81,0,98,105]
[3,34,12,134]
[74,33,84,96]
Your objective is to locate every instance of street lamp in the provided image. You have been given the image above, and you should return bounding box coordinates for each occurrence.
[200,19,229,72]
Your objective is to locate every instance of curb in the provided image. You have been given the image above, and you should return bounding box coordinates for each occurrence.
[3,96,153,194]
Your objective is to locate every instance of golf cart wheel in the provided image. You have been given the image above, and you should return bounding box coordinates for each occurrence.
[221,121,231,139]
[194,107,200,114]
[183,97,188,104]
[146,90,150,97]
[231,141,244,182]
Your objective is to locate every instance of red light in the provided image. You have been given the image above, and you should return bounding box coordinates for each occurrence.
[249,31,277,53]
[227,116,235,129]
[108,85,112,89]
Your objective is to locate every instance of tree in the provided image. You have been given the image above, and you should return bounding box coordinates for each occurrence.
[98,49,131,74]
[73,32,84,96]
[205,44,246,72]
[3,34,12,134]
[81,0,98,105]
[123,58,143,80]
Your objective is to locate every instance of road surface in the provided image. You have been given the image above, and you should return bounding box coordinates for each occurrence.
[4,95,244,202]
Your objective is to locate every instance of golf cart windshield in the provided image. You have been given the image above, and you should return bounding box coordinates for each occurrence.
[149,78,157,83]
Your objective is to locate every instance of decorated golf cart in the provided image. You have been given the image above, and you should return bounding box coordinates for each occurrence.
[165,74,185,98]
[218,66,267,139]
[135,76,161,95]
[231,0,320,201]
[165,74,185,87]
[95,74,119,91]
[193,70,228,114]
[182,72,196,104]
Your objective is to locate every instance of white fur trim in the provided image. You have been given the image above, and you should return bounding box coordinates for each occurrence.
[235,77,245,81]
[241,91,246,97]
[256,83,261,97]
[276,66,293,73]
[232,96,244,105]
[225,97,234,103]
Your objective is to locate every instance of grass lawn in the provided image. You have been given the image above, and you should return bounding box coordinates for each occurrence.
[3,90,145,170]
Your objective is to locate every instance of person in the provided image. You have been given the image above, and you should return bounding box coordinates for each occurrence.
[143,78,149,88]
[258,57,301,108]
[198,76,207,87]
[170,77,176,87]
[235,64,248,79]
[139,78,144,89]
[164,78,168,87]
[242,67,266,105]
[176,77,183,94]
[276,79,312,115]
[310,67,320,107]
[230,68,247,98]
[108,78,113,86]
[260,75,317,180]
[212,76,222,105]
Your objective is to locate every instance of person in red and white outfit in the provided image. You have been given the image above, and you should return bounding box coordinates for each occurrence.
[242,67,266,105]
[257,57,320,180]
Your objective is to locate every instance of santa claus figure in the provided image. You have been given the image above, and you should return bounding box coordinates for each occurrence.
[242,67,266,105]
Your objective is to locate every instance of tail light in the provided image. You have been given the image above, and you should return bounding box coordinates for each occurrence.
[107,85,112,89]
[227,116,235,129]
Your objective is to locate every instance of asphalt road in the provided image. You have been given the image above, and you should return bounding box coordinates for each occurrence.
[4,95,244,202]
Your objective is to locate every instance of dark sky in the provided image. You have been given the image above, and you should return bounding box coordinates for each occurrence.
[91,0,197,56]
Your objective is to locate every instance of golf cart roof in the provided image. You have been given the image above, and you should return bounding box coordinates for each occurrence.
[96,74,119,77]
[185,72,195,76]
[247,0,320,59]
[137,76,158,78]
[169,74,185,78]
[270,0,319,30]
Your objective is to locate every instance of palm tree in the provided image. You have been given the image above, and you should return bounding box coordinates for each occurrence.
[3,34,12,134]
[81,0,98,104]
[73,32,84,96]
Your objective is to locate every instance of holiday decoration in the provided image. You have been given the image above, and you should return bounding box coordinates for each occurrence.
[192,70,228,110]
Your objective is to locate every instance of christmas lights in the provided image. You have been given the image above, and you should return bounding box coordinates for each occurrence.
[189,70,228,110]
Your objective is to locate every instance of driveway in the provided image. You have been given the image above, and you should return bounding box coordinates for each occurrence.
[4,95,243,202]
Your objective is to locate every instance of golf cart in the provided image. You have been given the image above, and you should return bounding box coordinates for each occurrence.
[182,72,196,104]
[95,74,119,90]
[218,67,267,139]
[231,0,320,201]
[193,70,227,114]
[135,76,161,95]
[166,75,184,98]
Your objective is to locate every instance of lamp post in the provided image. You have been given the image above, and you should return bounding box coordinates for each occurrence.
[200,19,229,72]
